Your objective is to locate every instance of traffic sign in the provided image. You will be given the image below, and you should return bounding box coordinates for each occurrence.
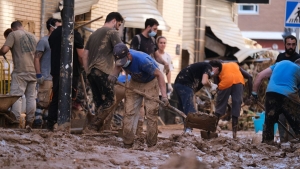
[285,0,300,27]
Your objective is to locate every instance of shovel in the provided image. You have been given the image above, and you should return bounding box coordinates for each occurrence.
[70,73,94,134]
[116,81,187,118]
[116,81,219,135]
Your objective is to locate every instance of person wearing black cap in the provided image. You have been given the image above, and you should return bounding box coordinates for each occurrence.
[108,43,168,148]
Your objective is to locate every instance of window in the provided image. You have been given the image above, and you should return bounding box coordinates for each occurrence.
[238,4,259,14]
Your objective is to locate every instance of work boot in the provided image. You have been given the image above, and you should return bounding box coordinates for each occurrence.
[25,121,33,128]
[33,109,43,128]
[232,116,238,139]
[88,106,114,131]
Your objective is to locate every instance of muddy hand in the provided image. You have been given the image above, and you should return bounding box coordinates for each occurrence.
[108,74,117,84]
[161,97,169,107]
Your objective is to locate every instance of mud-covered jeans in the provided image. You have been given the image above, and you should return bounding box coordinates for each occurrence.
[123,78,159,146]
[263,92,300,142]
[87,68,114,111]
[173,83,196,115]
[10,72,36,123]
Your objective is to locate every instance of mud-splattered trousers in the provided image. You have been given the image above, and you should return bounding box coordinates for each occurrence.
[173,83,197,115]
[215,83,243,118]
[10,72,36,123]
[263,92,300,142]
[87,68,115,111]
[123,78,159,147]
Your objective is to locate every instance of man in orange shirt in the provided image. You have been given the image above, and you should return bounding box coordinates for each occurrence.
[209,60,253,139]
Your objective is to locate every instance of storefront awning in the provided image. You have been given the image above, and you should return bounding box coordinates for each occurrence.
[205,0,264,62]
[52,0,99,19]
[118,0,170,31]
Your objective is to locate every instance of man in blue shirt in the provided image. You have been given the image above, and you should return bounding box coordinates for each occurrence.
[108,43,168,148]
[252,60,300,144]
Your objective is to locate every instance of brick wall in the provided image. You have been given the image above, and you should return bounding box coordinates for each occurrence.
[158,0,184,83]
[90,0,118,30]
[238,0,285,32]
[0,0,42,61]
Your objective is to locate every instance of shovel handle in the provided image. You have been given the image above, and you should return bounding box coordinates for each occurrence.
[116,81,187,118]
[256,101,297,140]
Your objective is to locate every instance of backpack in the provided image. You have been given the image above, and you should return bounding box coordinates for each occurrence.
[135,34,156,50]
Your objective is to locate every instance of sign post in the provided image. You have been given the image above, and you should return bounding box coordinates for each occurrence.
[285,0,300,52]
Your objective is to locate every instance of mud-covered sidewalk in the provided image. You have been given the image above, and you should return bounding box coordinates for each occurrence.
[0,125,299,169]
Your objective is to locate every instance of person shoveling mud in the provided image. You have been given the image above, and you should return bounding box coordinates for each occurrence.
[173,61,220,136]
[108,43,169,148]
[174,60,252,139]
[252,59,300,144]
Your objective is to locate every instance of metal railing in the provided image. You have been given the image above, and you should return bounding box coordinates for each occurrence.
[0,56,11,94]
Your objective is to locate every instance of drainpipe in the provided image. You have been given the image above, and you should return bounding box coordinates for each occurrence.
[194,0,206,62]
[40,0,46,38]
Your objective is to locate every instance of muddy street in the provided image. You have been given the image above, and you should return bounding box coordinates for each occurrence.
[0,125,298,169]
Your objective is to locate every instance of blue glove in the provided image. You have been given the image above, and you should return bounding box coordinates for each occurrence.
[251,91,258,100]
[36,74,45,85]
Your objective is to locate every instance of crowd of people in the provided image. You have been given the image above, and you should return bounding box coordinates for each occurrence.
[1,10,300,147]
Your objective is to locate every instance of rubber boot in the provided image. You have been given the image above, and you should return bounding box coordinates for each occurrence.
[232,116,238,139]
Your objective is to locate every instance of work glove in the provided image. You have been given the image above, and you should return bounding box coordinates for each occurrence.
[167,83,173,94]
[251,91,258,101]
[36,74,45,85]
[108,74,118,84]
[161,97,170,107]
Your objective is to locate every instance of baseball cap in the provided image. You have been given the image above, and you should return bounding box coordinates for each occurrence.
[113,43,129,66]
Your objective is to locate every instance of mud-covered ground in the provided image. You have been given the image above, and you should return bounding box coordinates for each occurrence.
[0,125,299,169]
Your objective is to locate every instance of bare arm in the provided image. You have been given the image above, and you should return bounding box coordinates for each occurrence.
[166,70,171,84]
[253,67,272,92]
[154,51,169,74]
[0,45,10,56]
[154,68,167,98]
[82,49,89,73]
[202,73,211,88]
[34,51,44,74]
[76,48,84,66]
[240,67,253,98]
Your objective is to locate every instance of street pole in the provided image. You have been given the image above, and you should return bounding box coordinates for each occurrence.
[297,28,300,53]
[58,0,74,128]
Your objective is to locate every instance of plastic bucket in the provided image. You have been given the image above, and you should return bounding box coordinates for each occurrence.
[252,117,278,134]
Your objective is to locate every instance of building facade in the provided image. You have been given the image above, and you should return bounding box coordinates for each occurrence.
[238,0,286,51]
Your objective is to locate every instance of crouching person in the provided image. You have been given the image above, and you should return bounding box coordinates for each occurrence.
[108,43,168,148]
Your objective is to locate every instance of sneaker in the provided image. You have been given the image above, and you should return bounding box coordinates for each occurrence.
[183,128,193,136]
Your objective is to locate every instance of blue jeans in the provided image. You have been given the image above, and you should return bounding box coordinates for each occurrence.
[174,83,196,115]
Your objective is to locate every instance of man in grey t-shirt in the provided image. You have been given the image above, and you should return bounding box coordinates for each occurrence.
[33,18,61,128]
